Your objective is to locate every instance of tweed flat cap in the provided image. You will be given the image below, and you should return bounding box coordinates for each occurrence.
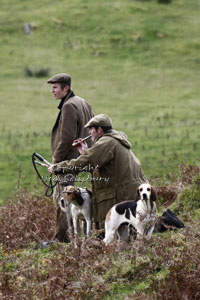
[85,114,113,128]
[47,73,71,85]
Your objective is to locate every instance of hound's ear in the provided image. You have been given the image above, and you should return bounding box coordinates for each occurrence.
[76,188,82,199]
[76,188,81,195]
[76,188,84,205]
[86,188,92,198]
[135,187,141,201]
[150,187,157,202]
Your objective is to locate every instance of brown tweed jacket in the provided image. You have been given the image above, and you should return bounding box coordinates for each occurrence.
[51,90,94,162]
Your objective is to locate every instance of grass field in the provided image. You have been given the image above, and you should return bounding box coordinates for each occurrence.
[1,0,200,202]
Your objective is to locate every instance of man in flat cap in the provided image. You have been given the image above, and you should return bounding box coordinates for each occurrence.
[48,114,148,233]
[47,73,94,242]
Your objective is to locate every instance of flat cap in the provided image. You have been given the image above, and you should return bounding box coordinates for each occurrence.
[85,114,113,128]
[47,73,71,86]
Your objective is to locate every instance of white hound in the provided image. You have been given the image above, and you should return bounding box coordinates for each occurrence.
[104,183,157,245]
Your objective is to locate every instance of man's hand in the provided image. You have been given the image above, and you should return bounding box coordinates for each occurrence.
[48,164,56,174]
[72,138,88,155]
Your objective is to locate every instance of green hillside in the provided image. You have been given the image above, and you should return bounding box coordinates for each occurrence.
[1,0,200,201]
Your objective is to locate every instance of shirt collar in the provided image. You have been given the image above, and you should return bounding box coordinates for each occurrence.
[57,90,75,110]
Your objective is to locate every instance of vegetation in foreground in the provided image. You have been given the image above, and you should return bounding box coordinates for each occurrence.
[0,164,199,299]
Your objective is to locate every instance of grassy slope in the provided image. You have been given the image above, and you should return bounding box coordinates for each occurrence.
[1,0,200,202]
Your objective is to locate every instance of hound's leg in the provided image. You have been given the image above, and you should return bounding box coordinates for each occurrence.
[103,230,115,245]
[71,215,81,248]
[73,216,81,236]
[117,223,130,242]
[65,203,73,240]
[103,220,119,245]
[130,217,144,240]
[85,218,92,236]
[145,225,155,240]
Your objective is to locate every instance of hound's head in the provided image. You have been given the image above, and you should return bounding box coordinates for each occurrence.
[136,183,157,202]
[62,185,82,204]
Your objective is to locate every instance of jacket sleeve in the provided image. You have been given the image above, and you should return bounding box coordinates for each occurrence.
[53,103,78,162]
[54,136,114,174]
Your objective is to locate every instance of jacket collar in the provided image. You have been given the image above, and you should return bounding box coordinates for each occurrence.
[57,90,75,110]
[94,129,113,143]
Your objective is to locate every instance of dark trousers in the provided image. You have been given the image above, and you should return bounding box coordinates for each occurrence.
[52,174,74,242]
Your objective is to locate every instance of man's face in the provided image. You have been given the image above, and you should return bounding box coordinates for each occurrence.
[89,127,102,141]
[51,83,69,99]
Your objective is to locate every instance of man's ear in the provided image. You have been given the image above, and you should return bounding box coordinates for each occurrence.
[64,85,70,93]
[98,127,104,135]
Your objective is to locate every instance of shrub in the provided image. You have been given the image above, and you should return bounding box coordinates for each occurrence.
[0,188,55,250]
[25,66,50,78]
[170,174,200,215]
[158,0,172,4]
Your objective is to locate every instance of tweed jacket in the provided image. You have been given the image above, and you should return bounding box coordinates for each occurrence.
[54,130,148,227]
[51,90,94,162]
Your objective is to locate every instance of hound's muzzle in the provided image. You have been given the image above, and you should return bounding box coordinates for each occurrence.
[142,193,148,200]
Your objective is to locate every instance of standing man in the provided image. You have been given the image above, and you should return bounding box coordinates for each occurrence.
[48,114,148,230]
[47,73,94,242]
